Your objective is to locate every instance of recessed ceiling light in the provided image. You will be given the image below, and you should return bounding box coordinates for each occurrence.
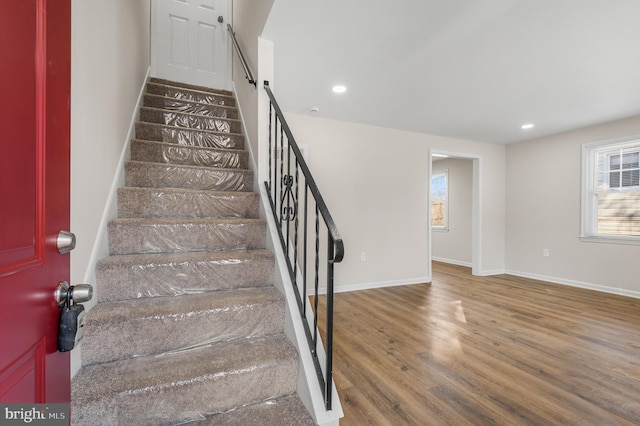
[332,85,347,94]
[521,123,535,130]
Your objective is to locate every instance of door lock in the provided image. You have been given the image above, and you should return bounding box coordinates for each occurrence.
[55,281,93,307]
[57,230,76,254]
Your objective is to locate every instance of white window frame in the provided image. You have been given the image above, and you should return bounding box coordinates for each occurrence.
[581,136,640,244]
[431,170,449,231]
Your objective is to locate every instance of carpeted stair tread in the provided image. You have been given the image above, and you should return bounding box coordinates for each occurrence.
[82,287,285,365]
[130,139,249,169]
[71,334,299,426]
[135,121,244,150]
[108,217,266,255]
[117,186,259,219]
[143,93,238,119]
[146,82,236,107]
[124,160,253,192]
[139,106,242,133]
[96,250,275,302]
[199,393,315,425]
[149,77,234,97]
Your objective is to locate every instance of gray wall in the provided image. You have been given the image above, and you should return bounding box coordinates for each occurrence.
[232,0,275,170]
[506,115,640,295]
[70,0,151,375]
[285,113,506,291]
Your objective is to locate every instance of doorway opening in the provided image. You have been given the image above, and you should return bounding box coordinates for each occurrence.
[427,151,481,279]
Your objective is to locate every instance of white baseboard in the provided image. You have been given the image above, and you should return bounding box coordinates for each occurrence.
[476,269,507,276]
[432,257,472,268]
[505,269,640,300]
[316,277,432,295]
[431,258,506,277]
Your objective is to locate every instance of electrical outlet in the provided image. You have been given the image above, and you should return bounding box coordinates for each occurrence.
[543,248,550,257]
[360,252,366,262]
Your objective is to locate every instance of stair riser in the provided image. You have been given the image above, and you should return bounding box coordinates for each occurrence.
[117,187,259,219]
[125,162,253,192]
[108,220,266,255]
[73,361,299,426]
[143,94,238,119]
[146,82,236,106]
[130,140,248,169]
[135,122,244,150]
[149,77,233,97]
[202,394,315,425]
[96,253,274,303]
[140,107,242,133]
[82,294,285,365]
[72,337,298,426]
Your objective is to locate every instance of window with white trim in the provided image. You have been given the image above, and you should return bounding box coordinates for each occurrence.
[582,138,640,242]
[431,170,448,230]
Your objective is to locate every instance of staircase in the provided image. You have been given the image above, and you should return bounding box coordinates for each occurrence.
[71,78,315,426]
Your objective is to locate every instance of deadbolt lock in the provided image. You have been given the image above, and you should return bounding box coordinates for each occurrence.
[57,231,76,254]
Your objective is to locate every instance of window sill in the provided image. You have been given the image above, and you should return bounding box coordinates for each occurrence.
[432,228,449,233]
[580,235,640,246]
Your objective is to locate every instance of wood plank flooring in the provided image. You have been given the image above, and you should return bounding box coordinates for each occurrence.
[316,262,640,425]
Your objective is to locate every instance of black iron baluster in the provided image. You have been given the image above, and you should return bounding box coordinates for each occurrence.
[302,185,309,318]
[272,114,278,214]
[312,203,320,353]
[325,234,335,409]
[279,127,284,228]
[285,144,291,258]
[268,105,272,193]
[293,159,300,291]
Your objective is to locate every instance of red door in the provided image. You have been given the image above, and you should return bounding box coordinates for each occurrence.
[0,0,71,403]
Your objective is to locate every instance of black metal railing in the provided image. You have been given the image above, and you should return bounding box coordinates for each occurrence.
[263,81,344,410]
[227,24,256,87]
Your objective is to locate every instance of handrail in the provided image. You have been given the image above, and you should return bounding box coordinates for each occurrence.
[263,80,344,411]
[227,24,256,87]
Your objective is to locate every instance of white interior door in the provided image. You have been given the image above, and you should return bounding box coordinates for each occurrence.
[152,0,231,90]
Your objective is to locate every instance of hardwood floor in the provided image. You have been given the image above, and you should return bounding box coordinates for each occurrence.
[317,262,640,425]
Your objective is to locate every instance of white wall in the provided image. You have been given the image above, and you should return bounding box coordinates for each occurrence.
[284,113,506,291]
[70,0,151,375]
[432,158,473,266]
[506,115,640,296]
[231,0,275,169]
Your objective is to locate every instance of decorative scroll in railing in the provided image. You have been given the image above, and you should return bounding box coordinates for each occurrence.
[263,81,344,411]
[226,24,256,87]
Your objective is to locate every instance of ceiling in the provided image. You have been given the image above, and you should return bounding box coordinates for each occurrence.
[262,0,640,144]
